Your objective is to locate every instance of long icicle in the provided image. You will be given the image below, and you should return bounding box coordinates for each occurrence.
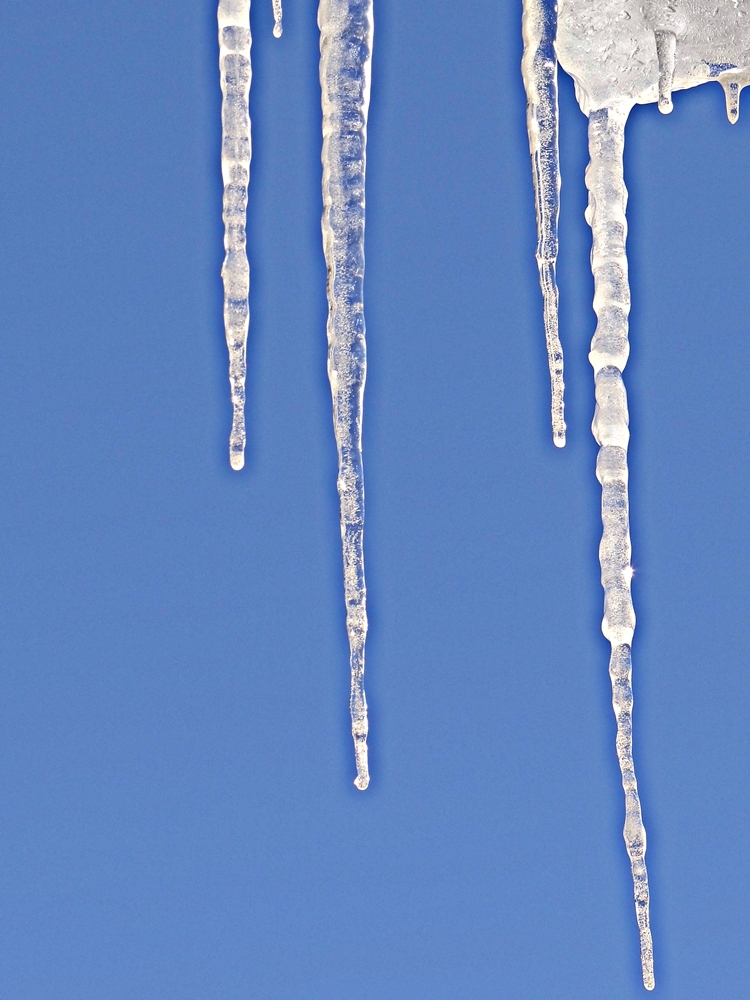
[219,0,252,471]
[218,0,282,471]
[585,106,654,991]
[521,0,565,447]
[319,0,373,790]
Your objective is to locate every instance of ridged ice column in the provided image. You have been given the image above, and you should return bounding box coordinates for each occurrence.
[585,106,654,991]
[319,0,373,790]
[219,0,252,471]
[521,0,566,447]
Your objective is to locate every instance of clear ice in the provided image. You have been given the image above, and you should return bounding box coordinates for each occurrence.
[219,0,371,788]
[319,0,373,791]
[218,0,282,472]
[523,0,750,989]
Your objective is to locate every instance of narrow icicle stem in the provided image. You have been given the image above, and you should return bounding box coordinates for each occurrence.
[272,0,283,38]
[522,0,566,447]
[218,0,251,471]
[585,107,654,992]
[654,30,676,114]
[319,0,373,790]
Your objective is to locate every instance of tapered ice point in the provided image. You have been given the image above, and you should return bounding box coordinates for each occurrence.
[654,30,676,114]
[272,0,283,37]
[319,0,373,790]
[522,0,566,447]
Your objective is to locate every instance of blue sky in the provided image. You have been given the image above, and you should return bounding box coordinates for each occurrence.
[0,1,747,997]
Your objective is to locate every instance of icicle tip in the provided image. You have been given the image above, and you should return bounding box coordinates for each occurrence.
[272,0,283,37]
[230,449,245,471]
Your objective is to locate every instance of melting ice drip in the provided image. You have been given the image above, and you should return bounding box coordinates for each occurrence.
[523,0,750,990]
[218,0,372,789]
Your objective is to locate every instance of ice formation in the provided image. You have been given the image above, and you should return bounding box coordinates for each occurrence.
[218,0,372,789]
[523,0,750,990]
[319,0,374,792]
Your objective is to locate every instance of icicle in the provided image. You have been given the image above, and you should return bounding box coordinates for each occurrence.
[218,0,282,473]
[218,0,252,471]
[272,0,283,38]
[654,30,676,114]
[522,0,566,447]
[318,0,373,790]
[718,68,750,124]
[585,106,654,992]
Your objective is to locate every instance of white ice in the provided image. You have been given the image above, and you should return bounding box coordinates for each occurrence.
[218,0,283,473]
[319,0,374,790]
[523,0,750,990]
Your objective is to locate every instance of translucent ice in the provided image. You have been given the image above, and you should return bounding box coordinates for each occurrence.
[218,0,282,472]
[523,0,750,989]
[319,0,374,790]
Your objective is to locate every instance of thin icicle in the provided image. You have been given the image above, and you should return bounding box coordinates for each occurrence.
[218,0,282,472]
[319,0,373,790]
[522,0,566,447]
[218,0,252,471]
[585,106,654,992]
[272,0,283,38]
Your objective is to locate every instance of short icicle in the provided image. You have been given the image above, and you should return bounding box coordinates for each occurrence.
[654,30,676,114]
[521,0,566,447]
[718,69,750,124]
[319,0,373,790]
[585,106,654,991]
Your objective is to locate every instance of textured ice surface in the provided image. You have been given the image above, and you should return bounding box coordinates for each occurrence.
[319,0,373,790]
[218,0,283,472]
[557,0,750,118]
[522,0,566,447]
[523,0,750,990]
[219,0,252,471]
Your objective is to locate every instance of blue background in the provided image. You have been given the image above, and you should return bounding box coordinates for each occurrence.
[0,1,747,996]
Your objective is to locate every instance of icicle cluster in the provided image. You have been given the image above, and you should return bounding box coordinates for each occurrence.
[524,0,750,990]
[217,0,371,790]
[319,0,374,791]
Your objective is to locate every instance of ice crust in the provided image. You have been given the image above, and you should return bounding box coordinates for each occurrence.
[557,0,750,117]
[523,0,750,990]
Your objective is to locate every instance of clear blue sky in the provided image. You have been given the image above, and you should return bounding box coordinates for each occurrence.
[0,1,747,997]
